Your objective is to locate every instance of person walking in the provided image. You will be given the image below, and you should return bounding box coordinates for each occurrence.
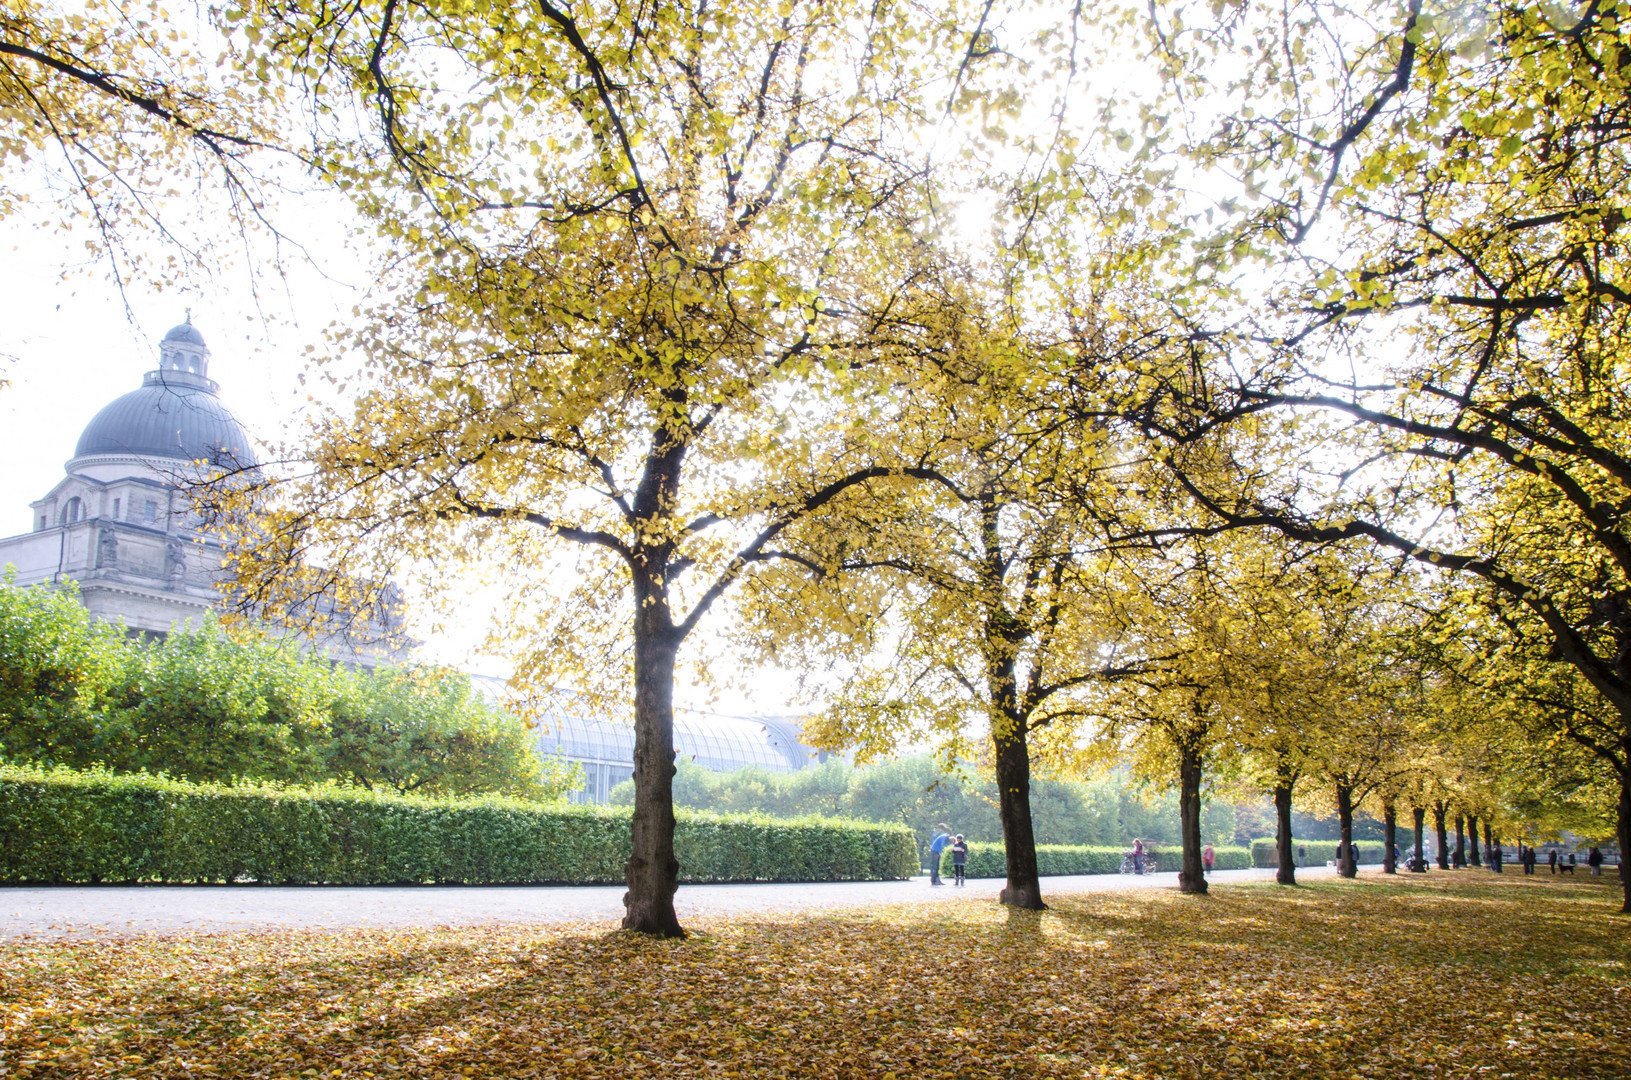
[1548,849,1558,875]
[1492,843,1503,873]
[1297,844,1306,868]
[928,824,952,886]
[1589,847,1604,876]
[951,834,969,887]
[1202,844,1215,875]
[1132,837,1146,875]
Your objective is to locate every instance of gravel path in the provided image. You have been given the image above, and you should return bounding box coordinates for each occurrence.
[0,866,1342,940]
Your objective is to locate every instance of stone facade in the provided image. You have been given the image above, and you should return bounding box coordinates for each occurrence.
[0,321,395,664]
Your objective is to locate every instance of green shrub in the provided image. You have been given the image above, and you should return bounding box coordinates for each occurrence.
[0,764,919,885]
[1249,838,1388,868]
[940,842,1253,878]
[0,576,561,798]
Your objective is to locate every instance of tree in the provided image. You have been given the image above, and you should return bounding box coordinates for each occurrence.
[747,273,1164,909]
[326,666,571,798]
[0,573,125,764]
[1216,548,1394,885]
[2,0,287,294]
[1079,533,1277,895]
[219,0,978,936]
[1110,0,1631,910]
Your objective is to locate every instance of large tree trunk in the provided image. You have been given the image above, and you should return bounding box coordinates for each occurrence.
[978,495,1044,911]
[1433,800,1449,870]
[1383,800,1397,875]
[1618,769,1631,913]
[1273,766,1297,886]
[1412,805,1426,869]
[1455,814,1467,868]
[1336,783,1357,878]
[993,709,1044,910]
[1468,813,1482,866]
[623,617,684,937]
[1483,819,1494,868]
[1178,742,1208,894]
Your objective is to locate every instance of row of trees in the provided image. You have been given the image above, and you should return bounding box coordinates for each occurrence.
[615,756,1251,856]
[6,0,1628,929]
[0,577,569,798]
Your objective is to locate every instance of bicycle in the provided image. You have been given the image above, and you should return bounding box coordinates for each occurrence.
[1118,851,1159,874]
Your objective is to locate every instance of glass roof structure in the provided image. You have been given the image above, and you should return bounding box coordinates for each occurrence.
[468,677,820,778]
[534,705,804,772]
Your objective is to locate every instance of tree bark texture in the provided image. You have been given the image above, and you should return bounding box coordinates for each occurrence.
[1336,783,1357,878]
[1433,801,1450,870]
[1455,814,1467,867]
[1412,805,1426,867]
[1468,814,1482,866]
[1178,743,1208,894]
[1273,770,1297,886]
[622,437,689,939]
[993,714,1045,910]
[1383,801,1397,875]
[1618,772,1631,913]
[977,491,1045,912]
[624,622,683,937]
[1483,820,1494,867]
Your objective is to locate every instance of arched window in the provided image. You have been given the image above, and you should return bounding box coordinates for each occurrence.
[61,497,82,525]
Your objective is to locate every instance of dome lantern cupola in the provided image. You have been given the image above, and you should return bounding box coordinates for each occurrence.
[159,318,210,378]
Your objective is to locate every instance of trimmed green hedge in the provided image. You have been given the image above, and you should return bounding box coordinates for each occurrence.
[0,765,920,885]
[1249,838,1388,868]
[940,842,1252,879]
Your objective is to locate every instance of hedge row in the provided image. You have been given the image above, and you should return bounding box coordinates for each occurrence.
[0,765,921,885]
[1249,838,1388,868]
[940,842,1253,879]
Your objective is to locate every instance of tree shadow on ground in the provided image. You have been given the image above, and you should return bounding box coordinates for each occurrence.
[7,876,1629,1080]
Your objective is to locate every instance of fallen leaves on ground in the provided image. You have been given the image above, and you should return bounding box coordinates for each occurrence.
[2,873,1628,1079]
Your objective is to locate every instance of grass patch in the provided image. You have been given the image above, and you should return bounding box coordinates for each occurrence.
[2,873,1627,1079]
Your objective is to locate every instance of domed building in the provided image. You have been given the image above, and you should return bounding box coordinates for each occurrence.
[0,320,259,636]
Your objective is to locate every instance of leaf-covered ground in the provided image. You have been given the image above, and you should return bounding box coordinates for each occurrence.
[3,873,1627,1079]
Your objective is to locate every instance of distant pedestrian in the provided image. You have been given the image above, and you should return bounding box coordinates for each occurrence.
[1133,837,1146,875]
[1297,844,1306,868]
[1524,845,1537,875]
[951,835,969,886]
[928,824,952,886]
[1566,851,1577,874]
[1492,844,1503,873]
[1589,847,1604,876]
[1203,844,1215,875]
[1549,849,1558,875]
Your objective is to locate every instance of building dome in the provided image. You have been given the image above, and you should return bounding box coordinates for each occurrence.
[162,321,208,347]
[73,322,258,467]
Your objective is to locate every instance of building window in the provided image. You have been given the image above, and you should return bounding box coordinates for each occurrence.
[144,500,157,522]
[62,497,82,525]
[112,498,121,520]
[36,515,45,531]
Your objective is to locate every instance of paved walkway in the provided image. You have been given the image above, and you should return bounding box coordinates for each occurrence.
[0,866,1340,940]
